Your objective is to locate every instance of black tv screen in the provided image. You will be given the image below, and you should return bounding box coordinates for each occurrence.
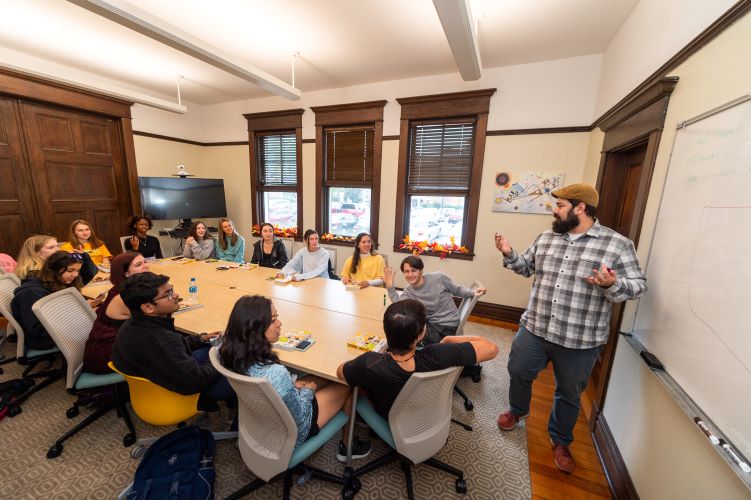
[139,177,228,220]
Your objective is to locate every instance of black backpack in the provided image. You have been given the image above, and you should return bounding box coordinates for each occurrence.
[0,378,30,420]
[127,426,216,500]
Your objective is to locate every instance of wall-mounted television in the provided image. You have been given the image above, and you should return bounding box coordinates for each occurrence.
[139,177,227,222]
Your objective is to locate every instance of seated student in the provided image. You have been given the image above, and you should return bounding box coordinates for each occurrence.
[60,219,113,267]
[11,251,99,350]
[82,252,150,374]
[277,229,329,281]
[337,299,499,422]
[385,255,486,344]
[111,272,236,411]
[340,232,385,288]
[219,295,370,458]
[183,221,216,260]
[215,218,245,263]
[250,223,289,269]
[15,235,59,279]
[124,215,163,259]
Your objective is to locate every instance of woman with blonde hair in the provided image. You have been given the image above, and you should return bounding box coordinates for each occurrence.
[215,218,245,263]
[59,219,112,267]
[15,235,59,279]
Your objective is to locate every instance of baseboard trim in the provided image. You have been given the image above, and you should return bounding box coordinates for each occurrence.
[471,301,524,323]
[592,412,639,500]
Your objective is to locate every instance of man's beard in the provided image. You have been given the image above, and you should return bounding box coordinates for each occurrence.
[552,213,580,233]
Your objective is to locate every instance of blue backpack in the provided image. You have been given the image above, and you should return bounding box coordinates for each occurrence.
[127,426,216,500]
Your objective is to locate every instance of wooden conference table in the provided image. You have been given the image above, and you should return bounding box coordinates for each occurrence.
[85,258,389,382]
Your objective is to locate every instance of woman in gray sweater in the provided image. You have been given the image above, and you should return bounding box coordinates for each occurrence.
[385,255,486,344]
[183,221,216,260]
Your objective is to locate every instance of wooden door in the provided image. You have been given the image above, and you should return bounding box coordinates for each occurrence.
[19,102,129,252]
[0,97,39,254]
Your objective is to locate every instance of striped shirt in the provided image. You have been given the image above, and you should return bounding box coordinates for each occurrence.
[504,221,647,349]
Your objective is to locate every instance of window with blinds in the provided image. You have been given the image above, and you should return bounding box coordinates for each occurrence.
[255,131,298,229]
[407,120,475,194]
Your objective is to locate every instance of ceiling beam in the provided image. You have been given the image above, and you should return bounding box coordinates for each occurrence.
[433,0,482,81]
[68,0,301,100]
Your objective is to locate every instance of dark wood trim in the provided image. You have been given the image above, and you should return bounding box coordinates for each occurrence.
[592,0,751,129]
[487,126,591,136]
[205,141,248,147]
[302,138,316,144]
[598,77,678,135]
[133,130,204,146]
[383,134,399,141]
[0,67,133,118]
[311,101,386,246]
[391,247,476,261]
[246,111,304,232]
[393,89,495,255]
[120,118,142,215]
[592,412,638,500]
[472,301,524,323]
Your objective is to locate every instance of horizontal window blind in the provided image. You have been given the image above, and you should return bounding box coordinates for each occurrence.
[256,133,297,187]
[407,120,475,193]
[324,128,373,186]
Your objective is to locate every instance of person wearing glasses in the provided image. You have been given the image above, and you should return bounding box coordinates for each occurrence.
[111,272,236,412]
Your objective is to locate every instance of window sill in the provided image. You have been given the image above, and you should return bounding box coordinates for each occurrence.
[320,238,356,248]
[391,246,475,261]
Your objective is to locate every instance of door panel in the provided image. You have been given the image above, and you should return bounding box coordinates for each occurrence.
[0,97,39,254]
[20,102,129,251]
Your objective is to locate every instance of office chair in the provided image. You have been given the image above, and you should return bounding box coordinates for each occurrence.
[349,366,467,499]
[208,347,349,500]
[32,288,136,458]
[453,280,484,413]
[0,273,64,414]
[108,361,237,460]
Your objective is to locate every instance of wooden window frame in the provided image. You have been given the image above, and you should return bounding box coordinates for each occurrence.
[311,100,386,247]
[245,109,304,241]
[393,89,496,259]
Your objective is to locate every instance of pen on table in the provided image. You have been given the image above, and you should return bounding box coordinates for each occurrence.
[718,439,751,473]
[694,417,720,444]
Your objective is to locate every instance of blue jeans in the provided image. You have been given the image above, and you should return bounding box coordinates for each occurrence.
[191,347,236,408]
[507,325,601,446]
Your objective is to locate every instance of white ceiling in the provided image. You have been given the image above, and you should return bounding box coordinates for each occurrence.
[0,0,639,106]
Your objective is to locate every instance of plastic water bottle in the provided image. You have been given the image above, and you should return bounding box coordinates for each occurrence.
[188,277,198,303]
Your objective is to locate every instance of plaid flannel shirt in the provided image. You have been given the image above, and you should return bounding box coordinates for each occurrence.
[504,221,647,349]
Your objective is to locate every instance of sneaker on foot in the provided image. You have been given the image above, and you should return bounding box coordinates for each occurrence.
[497,411,529,431]
[336,437,372,462]
[552,442,576,474]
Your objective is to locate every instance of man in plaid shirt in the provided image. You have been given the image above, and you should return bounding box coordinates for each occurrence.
[495,183,646,474]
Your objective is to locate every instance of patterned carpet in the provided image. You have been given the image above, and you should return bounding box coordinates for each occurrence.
[0,322,531,499]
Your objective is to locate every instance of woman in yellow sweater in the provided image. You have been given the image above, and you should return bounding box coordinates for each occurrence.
[340,232,385,288]
[59,219,112,267]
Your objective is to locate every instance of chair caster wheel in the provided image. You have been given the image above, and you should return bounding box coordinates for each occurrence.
[66,406,79,418]
[341,477,361,499]
[464,400,474,411]
[455,478,467,493]
[130,445,146,459]
[8,405,22,417]
[123,433,136,447]
[47,444,63,459]
[471,373,481,383]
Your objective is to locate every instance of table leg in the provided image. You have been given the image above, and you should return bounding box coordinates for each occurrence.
[346,386,358,467]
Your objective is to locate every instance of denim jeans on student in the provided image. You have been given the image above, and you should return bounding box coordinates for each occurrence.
[191,346,237,408]
[507,325,601,446]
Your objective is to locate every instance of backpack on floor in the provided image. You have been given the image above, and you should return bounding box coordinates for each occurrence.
[0,378,31,421]
[127,425,216,500]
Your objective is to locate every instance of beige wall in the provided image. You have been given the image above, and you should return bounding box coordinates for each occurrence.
[590,11,751,499]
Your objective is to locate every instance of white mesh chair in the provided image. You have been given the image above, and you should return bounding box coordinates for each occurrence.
[208,347,349,499]
[453,280,484,413]
[351,366,467,498]
[32,288,136,458]
[0,273,63,411]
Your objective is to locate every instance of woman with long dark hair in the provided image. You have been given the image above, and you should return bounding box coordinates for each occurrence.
[82,252,150,373]
[183,221,216,260]
[220,295,366,455]
[250,222,289,269]
[124,215,163,259]
[340,232,385,288]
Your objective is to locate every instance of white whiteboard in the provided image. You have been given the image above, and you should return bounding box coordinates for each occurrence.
[633,95,751,462]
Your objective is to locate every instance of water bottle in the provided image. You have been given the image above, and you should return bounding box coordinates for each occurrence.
[188,277,198,303]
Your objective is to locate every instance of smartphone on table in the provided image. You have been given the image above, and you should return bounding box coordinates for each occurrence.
[295,340,313,352]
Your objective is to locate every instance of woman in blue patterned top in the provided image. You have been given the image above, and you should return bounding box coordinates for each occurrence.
[219,295,354,448]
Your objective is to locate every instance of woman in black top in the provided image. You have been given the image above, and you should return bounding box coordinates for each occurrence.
[124,215,163,259]
[250,223,289,269]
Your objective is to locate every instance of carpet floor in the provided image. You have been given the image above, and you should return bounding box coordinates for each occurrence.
[0,322,530,499]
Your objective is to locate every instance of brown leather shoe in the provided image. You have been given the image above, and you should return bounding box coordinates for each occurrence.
[552,443,576,474]
[497,411,529,431]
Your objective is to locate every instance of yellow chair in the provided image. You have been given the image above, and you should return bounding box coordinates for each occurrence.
[108,361,236,458]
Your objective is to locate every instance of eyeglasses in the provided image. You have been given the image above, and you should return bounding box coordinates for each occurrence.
[152,287,175,302]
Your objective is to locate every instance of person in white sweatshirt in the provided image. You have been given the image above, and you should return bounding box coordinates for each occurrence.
[277,229,330,281]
